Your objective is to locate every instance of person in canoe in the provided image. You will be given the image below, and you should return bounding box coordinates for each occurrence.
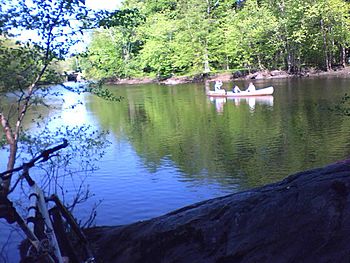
[214,80,223,91]
[246,82,256,92]
[232,85,241,93]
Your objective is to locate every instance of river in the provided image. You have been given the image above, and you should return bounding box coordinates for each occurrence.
[1,77,350,261]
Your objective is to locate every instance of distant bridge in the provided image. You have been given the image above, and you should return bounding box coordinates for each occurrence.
[65,71,83,82]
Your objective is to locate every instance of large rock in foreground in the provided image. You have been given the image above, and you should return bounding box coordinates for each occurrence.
[87,160,350,263]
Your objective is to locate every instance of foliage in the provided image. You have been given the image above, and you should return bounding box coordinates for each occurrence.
[17,124,110,209]
[61,81,124,101]
[0,0,121,198]
[82,0,350,78]
[82,8,146,79]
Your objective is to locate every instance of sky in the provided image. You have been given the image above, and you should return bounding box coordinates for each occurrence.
[74,0,122,52]
[13,0,122,53]
[86,0,121,10]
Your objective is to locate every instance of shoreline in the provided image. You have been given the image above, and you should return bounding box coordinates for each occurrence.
[105,66,350,86]
[87,159,350,262]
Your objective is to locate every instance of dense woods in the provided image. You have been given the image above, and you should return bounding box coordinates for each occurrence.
[80,0,350,80]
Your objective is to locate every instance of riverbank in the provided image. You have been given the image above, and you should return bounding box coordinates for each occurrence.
[87,159,350,262]
[106,66,350,86]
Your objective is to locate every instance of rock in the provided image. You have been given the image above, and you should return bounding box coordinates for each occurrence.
[246,71,269,80]
[112,77,155,85]
[232,70,249,79]
[243,70,291,80]
[88,160,350,263]
[209,73,232,83]
[87,160,350,263]
[162,79,181,85]
[270,70,285,76]
[270,70,289,78]
[254,72,265,79]
[161,76,192,85]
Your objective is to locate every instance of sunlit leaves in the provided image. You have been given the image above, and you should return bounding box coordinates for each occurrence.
[99,9,145,29]
[0,37,42,91]
[0,0,116,196]
[82,0,350,78]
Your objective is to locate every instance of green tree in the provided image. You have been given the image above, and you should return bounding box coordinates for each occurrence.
[82,0,350,78]
[83,8,145,79]
[303,0,350,70]
[82,29,125,79]
[138,13,180,77]
[0,0,93,195]
[225,0,280,70]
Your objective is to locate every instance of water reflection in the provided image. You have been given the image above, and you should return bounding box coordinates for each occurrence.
[210,95,274,112]
[3,78,350,251]
[60,91,87,126]
[57,78,350,230]
[209,97,226,113]
[89,79,350,194]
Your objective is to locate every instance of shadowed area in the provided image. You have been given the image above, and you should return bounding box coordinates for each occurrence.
[87,159,350,263]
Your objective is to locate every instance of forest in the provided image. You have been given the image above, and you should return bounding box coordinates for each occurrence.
[81,0,350,80]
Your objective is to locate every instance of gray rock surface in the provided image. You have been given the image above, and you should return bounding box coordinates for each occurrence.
[87,159,350,263]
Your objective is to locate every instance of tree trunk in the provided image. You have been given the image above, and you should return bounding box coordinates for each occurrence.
[0,114,16,195]
[1,64,47,195]
[320,18,331,71]
[203,47,210,73]
[203,0,211,74]
[341,45,346,67]
[278,0,293,73]
[226,55,230,71]
[257,55,264,70]
[286,46,293,73]
[3,143,17,191]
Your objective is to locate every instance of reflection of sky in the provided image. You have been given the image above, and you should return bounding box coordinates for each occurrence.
[43,84,98,130]
[30,85,228,227]
[60,92,88,127]
[77,137,233,226]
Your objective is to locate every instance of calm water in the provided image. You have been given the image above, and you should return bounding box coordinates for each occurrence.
[2,77,350,261]
[78,77,350,224]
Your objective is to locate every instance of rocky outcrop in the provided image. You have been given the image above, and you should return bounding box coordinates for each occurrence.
[87,159,350,263]
[245,70,290,80]
[107,77,155,85]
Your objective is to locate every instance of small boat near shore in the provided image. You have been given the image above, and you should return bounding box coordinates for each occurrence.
[207,86,274,97]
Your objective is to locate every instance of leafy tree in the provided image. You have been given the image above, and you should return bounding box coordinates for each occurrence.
[225,0,280,70]
[0,0,106,196]
[82,0,350,78]
[138,13,180,77]
[303,0,350,70]
[82,29,125,79]
[82,9,145,79]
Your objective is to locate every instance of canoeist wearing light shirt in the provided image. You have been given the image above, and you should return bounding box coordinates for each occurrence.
[214,80,223,91]
[246,82,256,92]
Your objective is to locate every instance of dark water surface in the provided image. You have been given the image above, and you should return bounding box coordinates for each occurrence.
[2,77,350,261]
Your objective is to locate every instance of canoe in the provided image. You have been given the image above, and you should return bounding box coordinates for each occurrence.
[207,86,274,97]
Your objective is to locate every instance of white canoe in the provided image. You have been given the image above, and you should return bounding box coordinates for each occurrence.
[207,86,274,97]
